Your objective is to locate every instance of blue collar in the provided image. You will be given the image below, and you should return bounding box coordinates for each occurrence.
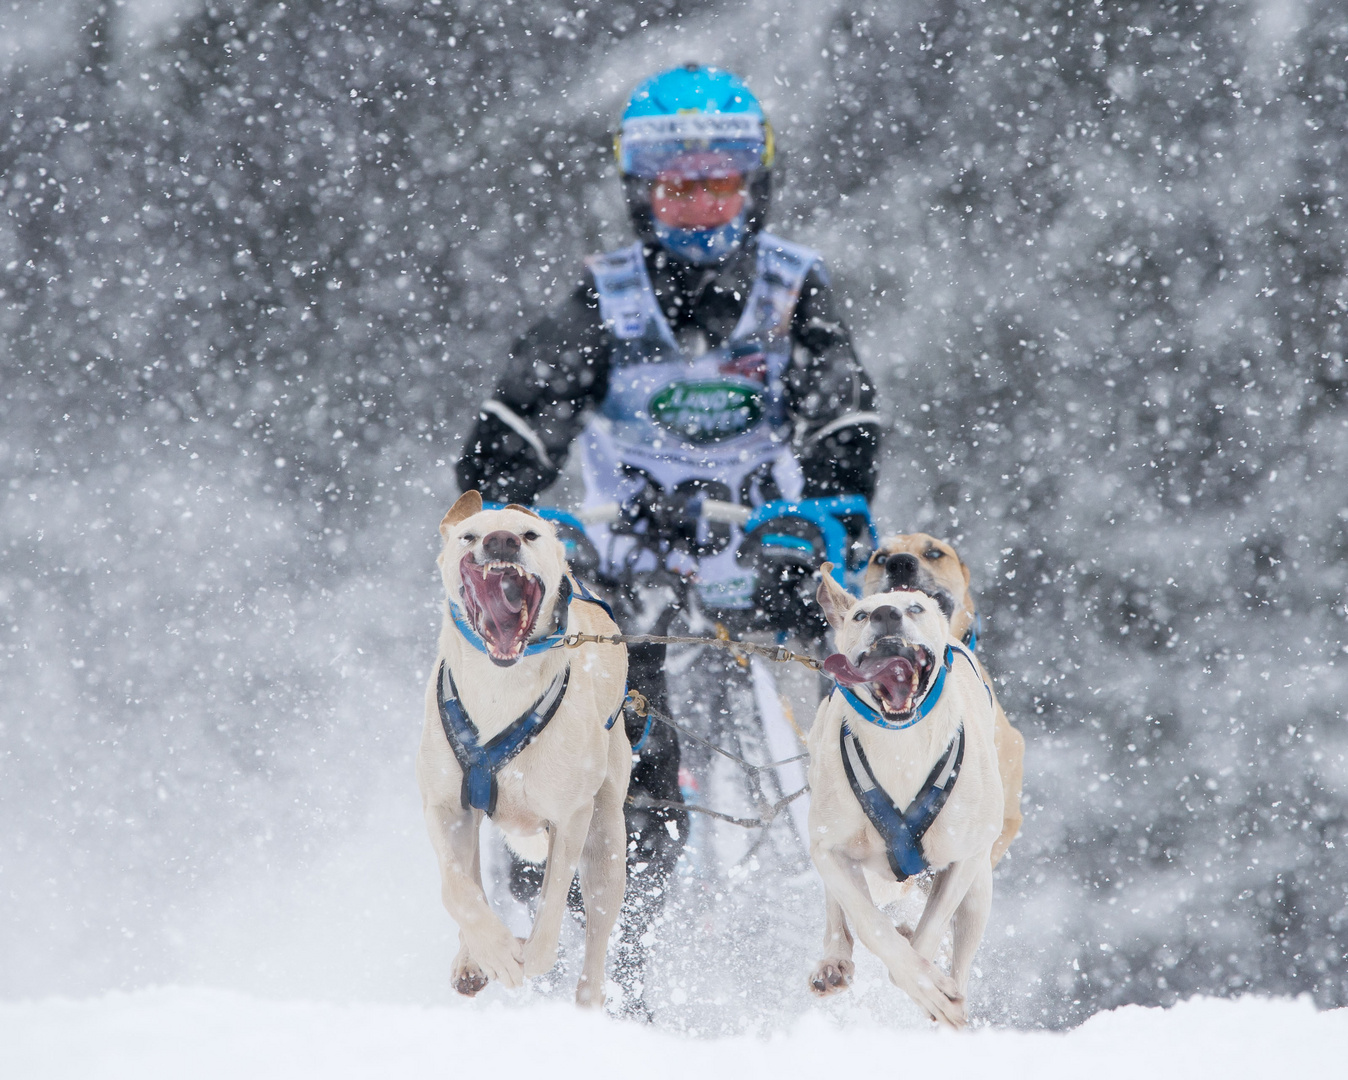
[448,597,569,659]
[833,644,955,731]
[448,575,616,660]
[831,642,987,730]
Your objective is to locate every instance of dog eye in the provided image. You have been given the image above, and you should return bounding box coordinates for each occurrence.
[460,533,477,545]
[522,531,540,542]
[908,603,925,616]
[852,610,868,622]
[870,552,887,566]
[924,549,945,560]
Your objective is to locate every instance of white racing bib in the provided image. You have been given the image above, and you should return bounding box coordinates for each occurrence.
[580,234,820,609]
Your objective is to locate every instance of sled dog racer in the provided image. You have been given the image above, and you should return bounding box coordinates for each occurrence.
[456,64,881,1017]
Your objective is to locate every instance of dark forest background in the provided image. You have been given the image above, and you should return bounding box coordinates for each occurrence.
[3,0,1347,1027]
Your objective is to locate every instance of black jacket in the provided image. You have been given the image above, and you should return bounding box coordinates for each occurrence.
[457,241,879,505]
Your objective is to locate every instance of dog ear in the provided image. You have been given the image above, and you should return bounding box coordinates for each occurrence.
[440,490,483,537]
[504,503,543,520]
[959,557,972,591]
[816,562,857,630]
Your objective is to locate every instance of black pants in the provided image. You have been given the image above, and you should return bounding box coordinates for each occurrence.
[611,642,688,1008]
[507,640,687,1015]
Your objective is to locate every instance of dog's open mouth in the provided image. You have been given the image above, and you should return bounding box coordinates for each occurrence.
[823,638,936,719]
[459,552,546,665]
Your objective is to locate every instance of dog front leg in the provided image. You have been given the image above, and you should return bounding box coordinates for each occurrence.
[425,800,524,992]
[576,761,629,1007]
[949,856,993,999]
[811,845,965,1028]
[522,802,594,980]
[908,855,981,964]
[808,888,856,996]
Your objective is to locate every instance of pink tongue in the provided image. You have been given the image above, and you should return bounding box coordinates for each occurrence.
[461,557,526,649]
[496,570,524,613]
[823,652,916,691]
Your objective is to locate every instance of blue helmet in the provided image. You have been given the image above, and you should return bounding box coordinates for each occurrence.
[615,64,774,264]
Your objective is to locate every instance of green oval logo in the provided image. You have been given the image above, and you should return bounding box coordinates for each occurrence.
[648,380,764,444]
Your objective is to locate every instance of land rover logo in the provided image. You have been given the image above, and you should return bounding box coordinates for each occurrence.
[648,380,763,444]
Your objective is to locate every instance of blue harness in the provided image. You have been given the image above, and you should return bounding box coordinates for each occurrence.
[439,575,625,814]
[831,639,989,879]
[437,660,571,816]
[838,719,965,881]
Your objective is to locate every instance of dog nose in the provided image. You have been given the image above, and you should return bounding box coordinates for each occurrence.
[885,553,920,588]
[482,530,521,561]
[871,604,905,636]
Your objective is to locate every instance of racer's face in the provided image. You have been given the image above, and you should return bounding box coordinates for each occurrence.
[650,171,746,229]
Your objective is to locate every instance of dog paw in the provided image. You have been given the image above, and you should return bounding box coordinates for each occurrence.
[808,958,855,996]
[462,925,524,989]
[901,961,966,1030]
[522,933,560,979]
[923,993,968,1030]
[574,972,604,1010]
[452,959,489,997]
[451,939,492,997]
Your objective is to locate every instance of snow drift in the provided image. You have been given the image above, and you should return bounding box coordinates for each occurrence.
[3,991,1343,1080]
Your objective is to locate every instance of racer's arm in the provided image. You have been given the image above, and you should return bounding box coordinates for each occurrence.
[785,264,881,500]
[455,284,611,504]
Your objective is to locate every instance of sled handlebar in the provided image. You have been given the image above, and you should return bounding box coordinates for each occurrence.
[575,499,750,527]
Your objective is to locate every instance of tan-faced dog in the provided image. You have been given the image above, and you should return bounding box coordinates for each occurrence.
[415,490,630,1007]
[806,567,1002,1027]
[864,534,1023,866]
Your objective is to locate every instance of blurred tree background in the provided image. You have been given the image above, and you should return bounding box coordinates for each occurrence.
[2,0,1345,1024]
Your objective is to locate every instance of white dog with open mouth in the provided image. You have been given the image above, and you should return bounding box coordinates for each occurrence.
[415,490,630,1007]
[864,532,1023,867]
[805,565,1002,1028]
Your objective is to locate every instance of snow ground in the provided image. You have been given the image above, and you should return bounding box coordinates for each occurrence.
[2,990,1342,1080]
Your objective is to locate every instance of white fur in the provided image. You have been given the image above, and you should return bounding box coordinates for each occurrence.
[806,568,1002,1028]
[415,493,630,1007]
[863,532,1024,865]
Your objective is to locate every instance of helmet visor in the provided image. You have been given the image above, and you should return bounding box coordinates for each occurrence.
[618,112,767,179]
[651,173,746,229]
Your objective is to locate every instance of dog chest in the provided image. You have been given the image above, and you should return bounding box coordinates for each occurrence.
[843,715,962,811]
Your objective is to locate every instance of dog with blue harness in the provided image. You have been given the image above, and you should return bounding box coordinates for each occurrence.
[864,532,1024,867]
[804,564,1003,1029]
[416,491,630,1008]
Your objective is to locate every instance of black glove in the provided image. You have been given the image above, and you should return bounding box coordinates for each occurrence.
[617,474,733,559]
[738,517,830,639]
